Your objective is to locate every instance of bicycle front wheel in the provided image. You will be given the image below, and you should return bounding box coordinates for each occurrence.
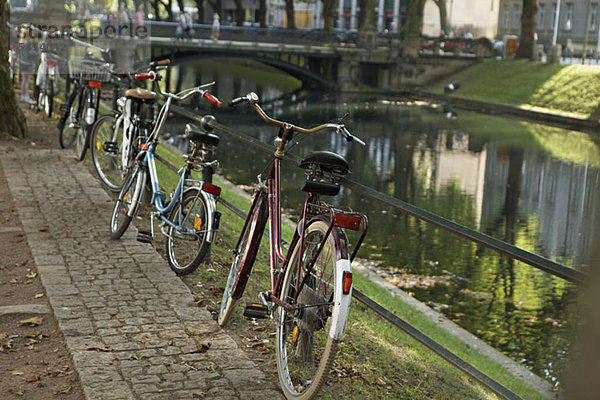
[44,82,53,118]
[59,88,81,149]
[218,192,268,327]
[276,220,349,400]
[110,166,146,240]
[90,114,126,192]
[165,188,212,275]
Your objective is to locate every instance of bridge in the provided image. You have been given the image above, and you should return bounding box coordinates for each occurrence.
[87,22,492,91]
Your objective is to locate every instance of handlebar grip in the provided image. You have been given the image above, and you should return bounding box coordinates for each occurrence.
[340,127,366,146]
[229,96,245,107]
[203,92,222,107]
[134,71,156,81]
[156,59,171,66]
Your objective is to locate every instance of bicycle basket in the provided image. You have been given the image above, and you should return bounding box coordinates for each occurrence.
[68,56,112,83]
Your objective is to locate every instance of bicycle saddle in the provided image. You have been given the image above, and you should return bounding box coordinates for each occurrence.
[125,88,157,101]
[299,151,349,175]
[184,124,220,147]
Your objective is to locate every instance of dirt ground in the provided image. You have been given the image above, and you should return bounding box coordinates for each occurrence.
[0,104,84,400]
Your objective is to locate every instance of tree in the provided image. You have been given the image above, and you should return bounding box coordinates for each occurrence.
[322,0,336,31]
[516,0,537,59]
[358,0,376,33]
[234,0,244,26]
[0,3,27,138]
[258,0,267,28]
[402,0,426,57]
[285,0,296,29]
[432,0,449,35]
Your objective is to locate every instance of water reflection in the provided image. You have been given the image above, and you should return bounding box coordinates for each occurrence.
[164,60,600,386]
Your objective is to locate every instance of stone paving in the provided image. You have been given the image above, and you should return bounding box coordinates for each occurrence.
[0,145,284,399]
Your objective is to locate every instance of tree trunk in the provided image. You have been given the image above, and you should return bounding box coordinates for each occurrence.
[433,0,448,35]
[402,0,426,57]
[285,0,296,29]
[234,0,244,26]
[193,0,205,23]
[323,0,336,31]
[358,0,376,32]
[517,0,537,59]
[259,0,267,28]
[0,3,26,138]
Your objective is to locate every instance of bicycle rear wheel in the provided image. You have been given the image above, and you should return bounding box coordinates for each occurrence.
[90,114,126,192]
[218,192,268,327]
[59,88,81,149]
[276,220,349,400]
[75,86,92,161]
[43,82,54,118]
[110,166,146,240]
[165,188,212,275]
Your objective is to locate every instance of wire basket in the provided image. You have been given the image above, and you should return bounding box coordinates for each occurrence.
[68,56,112,83]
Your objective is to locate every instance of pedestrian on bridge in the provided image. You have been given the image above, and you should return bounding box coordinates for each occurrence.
[211,13,220,40]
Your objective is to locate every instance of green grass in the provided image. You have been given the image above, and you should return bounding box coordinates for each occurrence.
[428,59,600,117]
[145,144,549,399]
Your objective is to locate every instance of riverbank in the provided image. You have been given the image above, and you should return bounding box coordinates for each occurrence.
[422,58,600,134]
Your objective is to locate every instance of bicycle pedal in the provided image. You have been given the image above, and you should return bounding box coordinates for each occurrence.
[102,141,119,154]
[136,230,153,244]
[243,302,270,319]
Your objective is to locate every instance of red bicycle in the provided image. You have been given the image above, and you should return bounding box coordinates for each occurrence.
[217,92,368,399]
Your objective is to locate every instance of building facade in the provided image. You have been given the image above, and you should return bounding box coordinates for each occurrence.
[498,0,600,51]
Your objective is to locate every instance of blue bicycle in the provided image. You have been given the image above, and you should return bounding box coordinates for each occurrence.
[110,77,223,275]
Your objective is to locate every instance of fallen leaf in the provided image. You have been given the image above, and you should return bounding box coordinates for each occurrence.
[25,272,37,279]
[191,343,211,353]
[20,317,42,327]
[39,227,48,232]
[16,388,25,396]
[191,390,206,398]
[26,375,40,383]
[34,293,44,299]
[85,346,111,352]
[375,377,386,385]
[54,385,73,395]
[12,371,24,376]
[9,278,18,284]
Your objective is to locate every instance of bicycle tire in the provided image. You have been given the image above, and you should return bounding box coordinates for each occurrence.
[276,220,349,400]
[110,165,146,240]
[218,192,268,327]
[59,88,81,149]
[36,88,44,113]
[89,114,126,192]
[75,86,92,161]
[165,188,212,275]
[44,82,53,118]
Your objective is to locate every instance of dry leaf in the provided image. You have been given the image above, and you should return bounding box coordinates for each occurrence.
[85,346,111,352]
[191,343,211,353]
[26,375,40,383]
[39,227,48,232]
[9,278,18,284]
[25,272,37,279]
[12,371,24,376]
[16,388,24,396]
[375,377,386,385]
[34,293,44,299]
[20,317,42,327]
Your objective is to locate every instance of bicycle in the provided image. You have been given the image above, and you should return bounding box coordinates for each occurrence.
[35,31,60,118]
[217,92,368,400]
[89,59,170,192]
[110,76,223,275]
[57,37,112,161]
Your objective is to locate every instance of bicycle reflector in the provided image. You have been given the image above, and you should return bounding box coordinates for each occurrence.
[88,81,101,89]
[342,271,352,294]
[333,213,361,231]
[201,183,221,196]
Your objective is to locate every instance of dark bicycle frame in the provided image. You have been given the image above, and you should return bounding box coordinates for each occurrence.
[231,142,368,315]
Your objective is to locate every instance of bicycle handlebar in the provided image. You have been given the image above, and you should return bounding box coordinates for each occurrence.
[229,92,365,145]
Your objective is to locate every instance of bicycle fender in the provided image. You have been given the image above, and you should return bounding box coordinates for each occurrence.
[329,258,352,340]
[194,188,219,244]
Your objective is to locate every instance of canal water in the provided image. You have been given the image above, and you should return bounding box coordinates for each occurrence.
[163,59,600,387]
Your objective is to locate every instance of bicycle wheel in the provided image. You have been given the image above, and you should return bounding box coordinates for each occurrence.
[59,88,81,149]
[110,165,146,240]
[44,82,53,118]
[90,114,126,192]
[36,87,44,113]
[218,192,268,327]
[276,220,349,400]
[74,86,92,161]
[165,188,212,275]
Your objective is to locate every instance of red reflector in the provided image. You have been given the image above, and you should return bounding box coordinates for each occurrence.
[47,61,57,66]
[88,81,101,89]
[140,143,149,150]
[342,271,352,294]
[333,213,361,231]
[202,183,221,196]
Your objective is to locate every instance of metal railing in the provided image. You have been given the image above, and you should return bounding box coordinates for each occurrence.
[165,104,584,398]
